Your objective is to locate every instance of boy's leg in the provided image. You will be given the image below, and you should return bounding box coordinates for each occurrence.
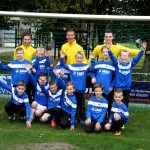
[19,104,26,121]
[53,107,64,126]
[85,120,96,133]
[75,92,85,123]
[60,111,70,128]
[26,81,34,104]
[122,90,130,107]
[5,102,18,120]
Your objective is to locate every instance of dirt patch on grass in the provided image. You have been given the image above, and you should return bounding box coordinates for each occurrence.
[17,142,76,150]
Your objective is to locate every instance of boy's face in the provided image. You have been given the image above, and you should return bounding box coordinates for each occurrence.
[50,84,58,93]
[114,92,123,105]
[37,50,45,58]
[76,53,83,64]
[102,48,109,59]
[66,31,75,43]
[94,87,103,99]
[16,85,26,95]
[104,33,114,44]
[16,50,24,60]
[120,51,129,63]
[66,85,75,95]
[38,76,47,85]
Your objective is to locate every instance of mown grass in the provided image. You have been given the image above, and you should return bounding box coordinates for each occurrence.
[0,98,149,150]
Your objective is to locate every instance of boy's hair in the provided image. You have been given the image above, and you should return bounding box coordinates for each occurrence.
[94,83,104,91]
[38,73,47,78]
[66,81,75,89]
[17,81,26,87]
[16,47,24,53]
[114,89,123,96]
[49,80,57,86]
[120,49,129,55]
[66,28,76,35]
[22,32,32,39]
[76,51,83,58]
[36,47,45,52]
[101,46,109,52]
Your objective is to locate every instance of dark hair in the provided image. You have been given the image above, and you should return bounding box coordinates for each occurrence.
[105,29,113,34]
[101,46,109,52]
[22,32,32,39]
[49,80,57,86]
[17,81,26,87]
[38,73,47,78]
[76,51,84,57]
[66,28,76,35]
[94,83,104,91]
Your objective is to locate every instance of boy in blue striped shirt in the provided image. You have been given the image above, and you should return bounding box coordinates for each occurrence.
[104,90,129,136]
[85,84,108,133]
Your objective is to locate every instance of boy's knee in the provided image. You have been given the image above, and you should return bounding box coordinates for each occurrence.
[40,113,50,122]
[31,101,38,109]
[35,110,43,117]
[114,113,121,121]
[104,123,111,130]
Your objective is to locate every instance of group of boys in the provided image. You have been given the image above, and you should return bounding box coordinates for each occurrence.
[0,29,147,136]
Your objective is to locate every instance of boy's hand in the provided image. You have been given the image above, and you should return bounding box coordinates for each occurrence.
[60,52,66,58]
[85,118,91,125]
[45,51,49,57]
[60,67,65,76]
[26,121,31,128]
[53,69,60,78]
[89,53,95,59]
[24,64,31,73]
[32,68,36,73]
[91,78,96,84]
[141,41,147,51]
[95,122,101,131]
[106,43,111,50]
[70,126,74,130]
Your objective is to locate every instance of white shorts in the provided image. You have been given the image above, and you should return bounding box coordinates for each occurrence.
[37,103,47,112]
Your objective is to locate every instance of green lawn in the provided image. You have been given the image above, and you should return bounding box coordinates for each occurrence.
[0,98,149,150]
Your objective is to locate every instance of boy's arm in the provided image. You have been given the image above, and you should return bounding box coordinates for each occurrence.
[40,85,49,96]
[60,53,70,70]
[86,100,92,119]
[131,50,144,67]
[24,101,31,121]
[97,102,108,123]
[32,57,39,69]
[108,50,118,66]
[70,107,77,127]
[53,69,66,89]
[0,80,12,91]
[121,106,129,122]
[24,64,37,88]
[0,62,11,71]
[87,55,95,72]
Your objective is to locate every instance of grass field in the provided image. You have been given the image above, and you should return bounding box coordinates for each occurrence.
[0,98,149,150]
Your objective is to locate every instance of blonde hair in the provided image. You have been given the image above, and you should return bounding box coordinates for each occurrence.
[16,47,24,53]
[114,89,123,96]
[120,49,129,56]
[17,81,26,88]
[36,47,45,53]
[76,51,84,58]
[66,81,75,90]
